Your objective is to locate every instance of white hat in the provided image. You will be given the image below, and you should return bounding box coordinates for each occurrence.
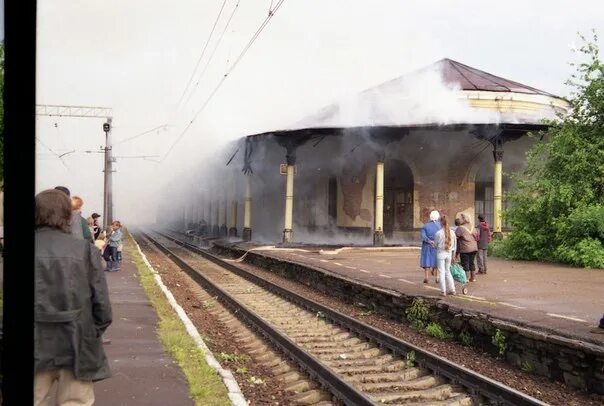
[429,210,440,221]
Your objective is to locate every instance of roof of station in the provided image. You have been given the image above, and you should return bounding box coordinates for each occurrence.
[247,58,570,138]
[421,58,558,96]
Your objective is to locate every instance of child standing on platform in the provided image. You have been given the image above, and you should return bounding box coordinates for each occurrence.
[103,221,123,272]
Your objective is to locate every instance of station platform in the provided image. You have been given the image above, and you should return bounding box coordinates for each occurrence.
[94,249,192,405]
[215,241,604,346]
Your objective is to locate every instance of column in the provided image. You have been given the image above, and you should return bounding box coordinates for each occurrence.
[373,160,385,246]
[493,148,504,236]
[242,175,252,241]
[183,204,188,231]
[228,180,238,238]
[212,197,220,237]
[283,164,295,243]
[219,189,228,237]
[207,200,212,236]
[200,204,207,235]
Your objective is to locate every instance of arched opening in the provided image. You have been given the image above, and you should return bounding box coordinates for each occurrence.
[384,159,414,238]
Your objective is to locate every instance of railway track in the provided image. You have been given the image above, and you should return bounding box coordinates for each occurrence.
[137,229,546,406]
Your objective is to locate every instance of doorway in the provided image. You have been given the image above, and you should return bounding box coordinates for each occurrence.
[383,159,414,238]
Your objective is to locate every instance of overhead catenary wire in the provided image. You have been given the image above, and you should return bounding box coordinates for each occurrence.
[160,0,288,163]
[114,124,170,145]
[36,137,70,170]
[183,0,241,106]
[176,0,229,109]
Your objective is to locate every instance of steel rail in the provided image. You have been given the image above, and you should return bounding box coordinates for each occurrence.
[148,229,547,406]
[139,230,375,405]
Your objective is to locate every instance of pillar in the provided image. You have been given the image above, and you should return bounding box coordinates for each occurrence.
[200,204,207,235]
[219,190,228,237]
[228,197,238,238]
[242,175,252,241]
[206,199,214,235]
[283,164,295,243]
[373,160,385,246]
[212,198,220,237]
[493,148,504,236]
[183,204,188,231]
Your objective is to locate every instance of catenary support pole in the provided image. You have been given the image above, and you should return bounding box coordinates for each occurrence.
[283,164,295,243]
[373,160,385,246]
[242,175,252,241]
[106,118,114,227]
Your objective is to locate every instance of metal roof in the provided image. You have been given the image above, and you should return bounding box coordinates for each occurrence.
[406,58,557,97]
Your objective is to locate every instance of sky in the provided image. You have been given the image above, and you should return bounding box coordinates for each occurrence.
[35,0,604,225]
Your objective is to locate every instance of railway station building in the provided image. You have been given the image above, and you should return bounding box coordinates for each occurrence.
[179,59,570,246]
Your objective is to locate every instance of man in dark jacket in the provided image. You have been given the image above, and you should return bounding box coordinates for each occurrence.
[34,189,112,405]
[91,212,102,240]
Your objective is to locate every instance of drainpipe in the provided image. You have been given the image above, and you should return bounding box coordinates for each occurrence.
[373,159,385,246]
[242,175,252,241]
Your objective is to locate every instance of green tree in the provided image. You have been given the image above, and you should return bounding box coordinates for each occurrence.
[496,31,604,268]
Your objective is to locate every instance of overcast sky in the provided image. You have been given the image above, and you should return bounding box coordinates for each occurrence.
[35,1,604,224]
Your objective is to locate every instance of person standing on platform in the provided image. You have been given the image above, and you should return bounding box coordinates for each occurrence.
[34,189,112,406]
[103,221,123,272]
[475,214,492,274]
[456,214,478,282]
[72,196,94,244]
[91,213,101,240]
[420,210,441,284]
[434,215,457,296]
[54,187,83,240]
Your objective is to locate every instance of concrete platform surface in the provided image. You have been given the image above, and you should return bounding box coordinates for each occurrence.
[228,242,604,345]
[94,253,193,405]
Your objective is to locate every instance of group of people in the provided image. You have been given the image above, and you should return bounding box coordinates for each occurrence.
[54,186,124,272]
[34,186,120,405]
[420,210,492,296]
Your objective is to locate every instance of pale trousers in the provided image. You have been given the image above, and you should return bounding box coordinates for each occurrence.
[34,369,94,406]
[477,248,488,272]
[436,252,456,294]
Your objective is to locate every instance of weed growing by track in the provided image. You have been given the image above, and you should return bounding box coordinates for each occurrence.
[405,298,431,330]
[126,232,231,406]
[459,330,472,347]
[425,322,453,340]
[492,329,507,357]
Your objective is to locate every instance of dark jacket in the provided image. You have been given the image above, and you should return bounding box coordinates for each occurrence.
[35,228,112,381]
[476,221,491,250]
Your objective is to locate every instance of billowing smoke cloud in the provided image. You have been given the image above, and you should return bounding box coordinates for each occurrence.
[290,63,502,129]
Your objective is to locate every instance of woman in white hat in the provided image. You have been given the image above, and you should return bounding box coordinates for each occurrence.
[420,210,441,284]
